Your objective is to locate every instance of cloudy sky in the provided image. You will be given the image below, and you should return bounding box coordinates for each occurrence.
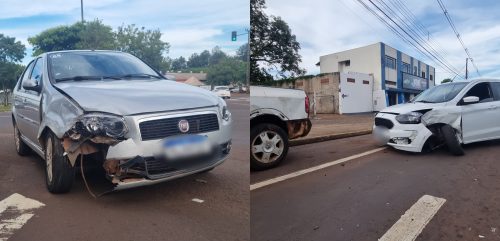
[265,0,500,83]
[0,0,249,64]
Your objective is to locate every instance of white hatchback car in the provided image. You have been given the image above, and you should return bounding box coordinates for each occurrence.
[374,79,500,155]
[213,86,231,99]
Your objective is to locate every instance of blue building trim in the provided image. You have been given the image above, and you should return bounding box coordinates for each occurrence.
[397,51,404,103]
[426,65,430,88]
[380,43,389,106]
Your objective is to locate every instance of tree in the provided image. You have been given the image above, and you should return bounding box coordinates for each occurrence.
[236,43,249,62]
[207,57,246,86]
[115,24,170,70]
[171,56,187,71]
[77,19,116,50]
[250,0,305,83]
[28,23,83,56]
[208,46,227,66]
[187,50,211,68]
[0,34,26,104]
[441,78,452,84]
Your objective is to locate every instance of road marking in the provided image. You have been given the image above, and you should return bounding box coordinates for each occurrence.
[379,195,446,241]
[192,198,204,203]
[250,147,386,191]
[0,193,45,241]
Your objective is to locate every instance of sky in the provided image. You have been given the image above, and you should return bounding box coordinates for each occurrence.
[0,0,249,65]
[265,0,500,83]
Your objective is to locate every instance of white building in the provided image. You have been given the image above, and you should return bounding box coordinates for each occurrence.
[318,42,435,111]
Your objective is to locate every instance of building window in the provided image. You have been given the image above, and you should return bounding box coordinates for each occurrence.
[340,60,350,67]
[320,78,329,85]
[363,80,369,85]
[421,71,425,78]
[386,80,397,86]
[430,74,433,81]
[414,66,417,75]
[402,62,410,73]
[385,56,396,69]
[347,78,355,83]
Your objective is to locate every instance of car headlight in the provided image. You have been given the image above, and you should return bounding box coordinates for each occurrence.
[218,98,231,121]
[79,113,128,138]
[395,112,423,124]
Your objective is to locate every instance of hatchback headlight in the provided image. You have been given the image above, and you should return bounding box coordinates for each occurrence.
[79,113,128,138]
[395,112,423,124]
[218,98,231,121]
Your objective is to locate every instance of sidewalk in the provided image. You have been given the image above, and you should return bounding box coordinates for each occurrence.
[290,113,374,146]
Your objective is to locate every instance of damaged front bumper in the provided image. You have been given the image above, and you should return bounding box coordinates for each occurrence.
[373,113,432,153]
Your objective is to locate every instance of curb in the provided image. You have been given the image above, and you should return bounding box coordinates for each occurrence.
[290,129,372,146]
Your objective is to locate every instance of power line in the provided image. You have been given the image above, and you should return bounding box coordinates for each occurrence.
[356,0,464,78]
[436,0,480,76]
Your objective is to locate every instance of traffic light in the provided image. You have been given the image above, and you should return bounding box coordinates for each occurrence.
[231,31,237,41]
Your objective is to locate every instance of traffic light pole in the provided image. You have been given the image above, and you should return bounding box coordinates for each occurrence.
[231,30,250,93]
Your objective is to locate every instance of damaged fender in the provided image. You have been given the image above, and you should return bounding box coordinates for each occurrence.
[421,106,463,141]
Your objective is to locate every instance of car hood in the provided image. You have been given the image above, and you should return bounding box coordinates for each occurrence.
[379,102,446,114]
[54,79,219,115]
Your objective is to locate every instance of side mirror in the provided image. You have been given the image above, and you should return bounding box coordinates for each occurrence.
[462,96,479,104]
[22,78,41,92]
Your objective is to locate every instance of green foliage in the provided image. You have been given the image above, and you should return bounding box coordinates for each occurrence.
[77,19,116,50]
[0,34,26,62]
[250,0,305,83]
[206,57,247,86]
[187,50,210,68]
[28,23,83,56]
[208,46,227,66]
[441,78,452,84]
[171,56,187,71]
[236,43,249,62]
[115,24,169,70]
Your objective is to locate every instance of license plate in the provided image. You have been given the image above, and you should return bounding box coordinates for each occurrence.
[162,135,211,160]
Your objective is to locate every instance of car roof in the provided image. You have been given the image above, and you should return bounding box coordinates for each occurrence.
[453,78,500,84]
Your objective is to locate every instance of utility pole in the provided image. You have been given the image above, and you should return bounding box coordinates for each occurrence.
[246,28,250,93]
[465,57,468,80]
[80,0,84,22]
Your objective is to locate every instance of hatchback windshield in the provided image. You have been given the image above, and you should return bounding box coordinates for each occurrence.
[48,51,162,82]
[412,82,468,103]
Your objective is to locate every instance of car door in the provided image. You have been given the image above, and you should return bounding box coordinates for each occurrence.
[461,82,499,143]
[14,60,36,138]
[21,57,43,145]
[488,82,500,139]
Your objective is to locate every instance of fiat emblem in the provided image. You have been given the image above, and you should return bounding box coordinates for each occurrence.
[178,119,190,133]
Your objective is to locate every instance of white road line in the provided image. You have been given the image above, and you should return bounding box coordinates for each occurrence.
[0,193,45,241]
[250,147,386,191]
[379,195,446,241]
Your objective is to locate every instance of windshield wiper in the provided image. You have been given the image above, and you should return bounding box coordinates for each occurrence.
[55,75,122,82]
[414,100,436,103]
[116,73,163,79]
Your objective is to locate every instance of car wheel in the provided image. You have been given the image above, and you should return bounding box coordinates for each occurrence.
[44,132,75,193]
[441,125,464,156]
[250,123,289,171]
[13,122,30,156]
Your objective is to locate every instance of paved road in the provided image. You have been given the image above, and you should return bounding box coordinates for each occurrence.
[0,96,249,241]
[251,135,500,241]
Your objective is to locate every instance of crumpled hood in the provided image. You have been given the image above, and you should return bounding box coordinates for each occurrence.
[380,102,446,114]
[54,79,219,115]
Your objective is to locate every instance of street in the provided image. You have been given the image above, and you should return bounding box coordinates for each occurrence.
[0,95,249,241]
[251,134,500,241]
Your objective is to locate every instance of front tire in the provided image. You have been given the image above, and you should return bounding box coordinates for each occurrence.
[13,122,30,156]
[250,123,289,171]
[441,125,464,156]
[44,132,75,193]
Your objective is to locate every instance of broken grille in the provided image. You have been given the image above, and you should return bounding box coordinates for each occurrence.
[139,114,219,141]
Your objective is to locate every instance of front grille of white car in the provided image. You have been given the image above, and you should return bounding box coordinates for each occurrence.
[139,114,219,141]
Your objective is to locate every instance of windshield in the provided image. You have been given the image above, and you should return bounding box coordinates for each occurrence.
[412,82,468,103]
[48,51,162,82]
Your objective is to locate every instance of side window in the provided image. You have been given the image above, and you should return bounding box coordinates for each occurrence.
[464,82,493,103]
[18,60,35,91]
[491,83,500,101]
[30,58,43,82]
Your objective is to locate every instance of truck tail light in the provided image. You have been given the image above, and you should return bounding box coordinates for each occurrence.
[305,95,310,117]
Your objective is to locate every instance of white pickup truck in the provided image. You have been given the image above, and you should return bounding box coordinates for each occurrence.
[250,86,312,170]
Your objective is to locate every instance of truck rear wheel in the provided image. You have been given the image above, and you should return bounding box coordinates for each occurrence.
[251,123,289,171]
[441,125,464,156]
[44,132,75,193]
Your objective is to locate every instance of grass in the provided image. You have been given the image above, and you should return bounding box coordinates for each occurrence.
[0,104,12,112]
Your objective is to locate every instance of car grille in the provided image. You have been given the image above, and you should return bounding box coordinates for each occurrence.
[139,114,219,141]
[375,117,394,129]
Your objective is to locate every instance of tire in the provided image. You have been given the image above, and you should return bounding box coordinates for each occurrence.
[250,123,289,171]
[13,122,30,156]
[44,132,75,193]
[199,167,215,173]
[441,125,464,156]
